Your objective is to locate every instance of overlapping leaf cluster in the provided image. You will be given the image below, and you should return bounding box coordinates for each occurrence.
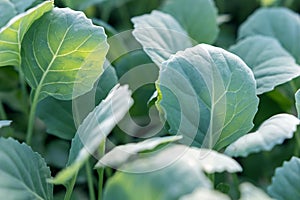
[0,0,300,200]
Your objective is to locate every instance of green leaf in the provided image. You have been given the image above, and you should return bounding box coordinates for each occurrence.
[0,0,36,28]
[240,182,274,200]
[230,36,300,94]
[238,8,300,63]
[156,44,259,150]
[50,85,133,184]
[95,135,183,169]
[132,10,192,67]
[0,137,53,200]
[0,1,53,67]
[179,188,230,200]
[36,64,118,140]
[268,157,300,200]
[0,120,11,128]
[225,114,300,157]
[161,0,219,44]
[45,140,70,168]
[62,0,105,10]
[21,7,109,101]
[103,145,212,200]
[295,89,300,118]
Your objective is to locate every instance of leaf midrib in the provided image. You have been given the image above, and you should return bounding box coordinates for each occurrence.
[34,22,73,101]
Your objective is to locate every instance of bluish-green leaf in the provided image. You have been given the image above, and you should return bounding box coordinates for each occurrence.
[161,0,219,44]
[21,7,109,101]
[225,114,300,157]
[268,157,300,200]
[0,0,36,28]
[0,137,53,200]
[50,85,133,184]
[95,136,183,169]
[180,188,230,200]
[132,10,192,67]
[240,182,274,200]
[156,44,259,150]
[238,8,300,63]
[36,64,118,140]
[0,120,11,128]
[295,89,300,118]
[103,145,212,200]
[230,36,300,94]
[0,1,53,67]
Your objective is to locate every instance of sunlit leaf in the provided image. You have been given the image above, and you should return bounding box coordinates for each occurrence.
[21,7,109,101]
[95,135,183,169]
[156,44,258,150]
[225,114,300,157]
[0,1,53,67]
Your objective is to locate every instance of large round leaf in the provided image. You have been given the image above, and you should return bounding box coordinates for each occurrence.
[132,10,192,68]
[0,1,53,67]
[161,0,219,44]
[238,8,300,63]
[225,114,300,157]
[21,7,109,101]
[230,36,300,95]
[0,137,53,200]
[268,157,300,200]
[156,44,259,150]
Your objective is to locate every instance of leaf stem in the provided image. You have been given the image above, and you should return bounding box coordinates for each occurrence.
[294,131,300,157]
[97,168,104,200]
[26,92,39,144]
[86,160,96,200]
[64,175,77,200]
[289,80,298,94]
[97,140,106,200]
[19,73,29,116]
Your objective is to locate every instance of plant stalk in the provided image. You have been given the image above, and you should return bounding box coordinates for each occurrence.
[294,131,300,157]
[25,93,39,144]
[86,160,96,200]
[97,168,104,200]
[64,175,77,200]
[19,73,29,116]
[97,140,106,200]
